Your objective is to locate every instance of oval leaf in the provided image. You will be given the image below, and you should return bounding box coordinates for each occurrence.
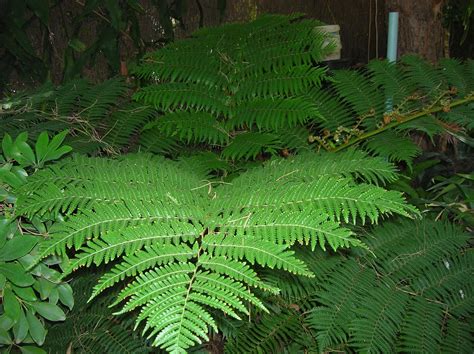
[26,311,46,346]
[57,283,74,310]
[4,287,21,323]
[0,235,38,262]
[0,262,35,287]
[13,308,28,343]
[32,302,65,321]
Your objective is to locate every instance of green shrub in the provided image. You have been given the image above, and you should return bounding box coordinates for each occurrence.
[0,131,73,353]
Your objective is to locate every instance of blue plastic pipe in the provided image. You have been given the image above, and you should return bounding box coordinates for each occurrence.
[386,12,399,62]
[386,12,399,112]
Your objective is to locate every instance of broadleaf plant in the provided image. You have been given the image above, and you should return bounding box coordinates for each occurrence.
[14,149,417,352]
[0,132,73,353]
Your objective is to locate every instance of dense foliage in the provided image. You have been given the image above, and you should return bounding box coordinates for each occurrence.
[227,218,472,353]
[0,132,73,353]
[0,14,472,354]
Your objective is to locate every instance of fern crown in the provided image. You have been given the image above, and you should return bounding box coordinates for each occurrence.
[16,149,417,353]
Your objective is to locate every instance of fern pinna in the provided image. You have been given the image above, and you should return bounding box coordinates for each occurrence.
[16,149,416,353]
[226,218,472,353]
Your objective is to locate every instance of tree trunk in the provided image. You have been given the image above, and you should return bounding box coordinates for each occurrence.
[385,0,446,62]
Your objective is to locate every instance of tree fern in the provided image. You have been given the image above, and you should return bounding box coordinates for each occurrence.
[132,14,334,159]
[16,150,415,353]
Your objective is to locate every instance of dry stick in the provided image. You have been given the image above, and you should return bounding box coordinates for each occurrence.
[330,94,474,153]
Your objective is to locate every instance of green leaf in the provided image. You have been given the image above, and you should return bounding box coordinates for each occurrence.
[16,141,36,166]
[13,308,28,343]
[0,263,35,287]
[32,302,66,321]
[57,283,74,310]
[13,285,37,302]
[0,168,26,188]
[0,218,12,248]
[43,145,72,162]
[2,133,14,160]
[25,311,46,346]
[0,274,6,290]
[20,346,47,354]
[4,287,21,324]
[0,328,12,344]
[48,288,59,305]
[34,278,54,300]
[34,132,49,164]
[0,314,15,331]
[36,130,72,166]
[0,235,38,262]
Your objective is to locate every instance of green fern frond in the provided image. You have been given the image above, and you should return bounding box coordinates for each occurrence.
[132,54,224,87]
[401,55,445,97]
[367,59,415,107]
[332,70,385,129]
[273,126,310,151]
[221,132,282,160]
[17,152,416,353]
[43,274,151,354]
[248,149,398,186]
[55,79,90,115]
[349,286,410,353]
[440,104,474,129]
[411,254,473,305]
[307,260,375,349]
[230,97,320,130]
[132,14,334,160]
[37,200,202,258]
[440,318,472,353]
[88,243,197,298]
[235,66,326,100]
[219,210,359,251]
[145,111,229,145]
[304,218,472,353]
[218,176,417,224]
[225,310,302,354]
[65,225,198,270]
[439,58,470,97]
[103,103,156,149]
[203,234,313,277]
[79,77,128,122]
[309,88,355,131]
[133,83,229,115]
[397,297,444,353]
[363,131,421,169]
[138,127,180,153]
[198,254,278,293]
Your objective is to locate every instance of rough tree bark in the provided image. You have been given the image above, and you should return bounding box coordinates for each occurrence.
[385,0,446,62]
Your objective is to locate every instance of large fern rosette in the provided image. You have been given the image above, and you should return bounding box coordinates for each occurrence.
[16,150,417,352]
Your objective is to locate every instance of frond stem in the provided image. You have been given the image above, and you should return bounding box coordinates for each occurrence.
[330,94,474,153]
